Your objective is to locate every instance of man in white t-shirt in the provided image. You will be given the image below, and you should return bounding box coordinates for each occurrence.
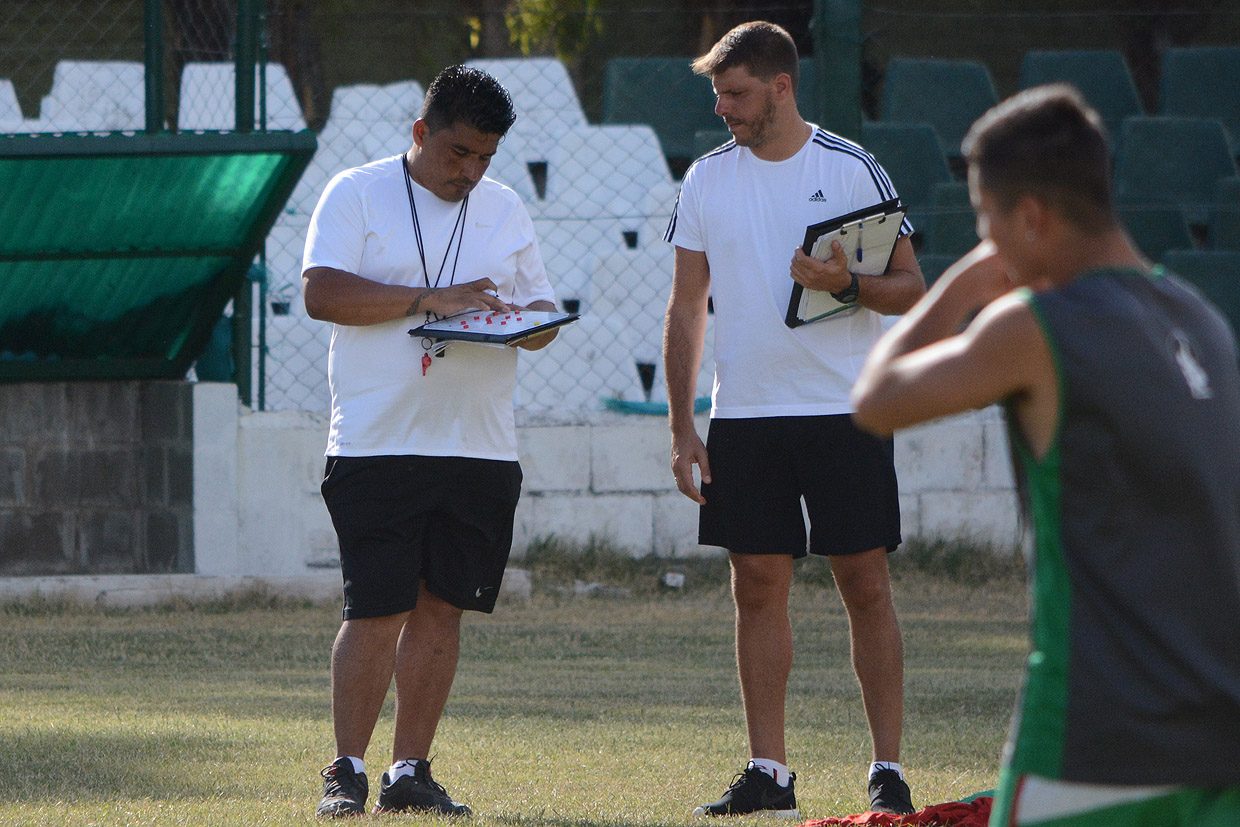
[663,22,925,818]
[303,65,559,819]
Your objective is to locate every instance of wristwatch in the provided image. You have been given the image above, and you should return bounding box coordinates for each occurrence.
[831,271,860,304]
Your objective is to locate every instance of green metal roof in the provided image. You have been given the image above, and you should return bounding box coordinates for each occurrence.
[0,130,316,381]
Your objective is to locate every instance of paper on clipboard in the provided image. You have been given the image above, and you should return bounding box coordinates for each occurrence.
[785,198,906,328]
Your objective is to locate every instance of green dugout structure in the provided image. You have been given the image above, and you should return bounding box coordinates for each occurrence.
[0,129,316,383]
[0,128,315,576]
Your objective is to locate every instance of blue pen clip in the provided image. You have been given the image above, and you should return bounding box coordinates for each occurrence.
[856,222,864,263]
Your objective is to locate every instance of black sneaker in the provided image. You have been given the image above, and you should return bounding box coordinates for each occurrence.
[373,759,472,816]
[868,768,914,815]
[693,762,800,818]
[316,757,368,818]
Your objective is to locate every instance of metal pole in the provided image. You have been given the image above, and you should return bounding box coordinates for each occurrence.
[143,0,164,133]
[235,0,258,132]
[258,3,269,131]
[255,262,267,411]
[232,0,262,405]
[812,0,862,141]
[232,276,254,407]
[255,1,268,409]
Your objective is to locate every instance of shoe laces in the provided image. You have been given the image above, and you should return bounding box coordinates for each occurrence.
[870,768,901,786]
[726,766,764,792]
[412,759,450,797]
[321,763,364,797]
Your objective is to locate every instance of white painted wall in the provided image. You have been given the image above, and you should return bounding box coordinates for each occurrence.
[191,383,1022,578]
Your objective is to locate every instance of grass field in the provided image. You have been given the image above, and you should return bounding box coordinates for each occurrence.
[0,543,1028,827]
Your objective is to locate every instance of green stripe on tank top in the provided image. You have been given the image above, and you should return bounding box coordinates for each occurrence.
[1006,290,1073,780]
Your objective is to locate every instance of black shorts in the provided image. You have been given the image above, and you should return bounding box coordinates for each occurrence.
[699,415,901,557]
[320,455,523,619]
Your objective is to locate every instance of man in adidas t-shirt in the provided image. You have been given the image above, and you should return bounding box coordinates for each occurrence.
[663,21,926,818]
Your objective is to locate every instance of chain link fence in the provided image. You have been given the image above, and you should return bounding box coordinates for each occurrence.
[3,1,1238,416]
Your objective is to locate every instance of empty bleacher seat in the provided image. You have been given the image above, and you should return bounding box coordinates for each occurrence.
[860,121,952,239]
[926,181,978,256]
[1118,200,1196,263]
[0,79,23,131]
[466,57,587,134]
[602,57,718,171]
[1211,177,1240,251]
[328,80,422,129]
[178,62,307,131]
[497,123,677,222]
[1114,116,1238,226]
[1159,46,1240,156]
[515,311,647,411]
[1161,249,1240,337]
[1019,50,1143,143]
[281,81,424,223]
[881,57,998,159]
[32,60,148,132]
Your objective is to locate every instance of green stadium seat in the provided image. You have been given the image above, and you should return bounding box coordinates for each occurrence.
[916,253,959,288]
[1114,117,1238,227]
[1161,249,1240,339]
[880,57,998,159]
[860,121,952,240]
[926,181,978,257]
[1118,200,1195,262]
[1019,50,1143,144]
[1211,177,1240,251]
[1159,46,1240,156]
[795,58,818,120]
[602,57,717,173]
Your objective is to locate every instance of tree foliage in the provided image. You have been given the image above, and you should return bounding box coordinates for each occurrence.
[506,0,603,65]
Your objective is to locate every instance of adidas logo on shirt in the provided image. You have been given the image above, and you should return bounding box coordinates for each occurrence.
[808,189,827,202]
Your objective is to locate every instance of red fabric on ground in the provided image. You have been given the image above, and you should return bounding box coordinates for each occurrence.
[800,796,993,827]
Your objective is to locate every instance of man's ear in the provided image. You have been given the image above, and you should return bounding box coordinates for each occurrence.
[412,118,428,148]
[1017,194,1053,241]
[773,72,794,101]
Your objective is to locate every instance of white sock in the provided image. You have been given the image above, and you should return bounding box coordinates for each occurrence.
[749,758,792,787]
[389,758,423,782]
[338,756,365,775]
[869,761,903,780]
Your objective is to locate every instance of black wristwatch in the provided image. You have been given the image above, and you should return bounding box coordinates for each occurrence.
[831,271,859,304]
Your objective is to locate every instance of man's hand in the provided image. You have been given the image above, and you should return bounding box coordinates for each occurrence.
[671,430,711,505]
[507,299,560,350]
[409,278,511,317]
[789,241,852,294]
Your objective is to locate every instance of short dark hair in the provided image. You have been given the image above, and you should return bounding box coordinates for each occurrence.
[691,20,799,92]
[963,83,1116,232]
[420,64,517,137]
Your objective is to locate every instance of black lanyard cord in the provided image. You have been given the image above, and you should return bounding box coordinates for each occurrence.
[402,158,469,310]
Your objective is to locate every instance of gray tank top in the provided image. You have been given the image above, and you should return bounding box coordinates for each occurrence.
[1007,266,1240,784]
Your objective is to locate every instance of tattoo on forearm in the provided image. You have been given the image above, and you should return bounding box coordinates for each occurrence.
[406,291,428,317]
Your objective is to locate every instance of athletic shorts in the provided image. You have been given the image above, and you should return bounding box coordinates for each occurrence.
[993,773,1240,827]
[320,454,522,619]
[698,414,901,557]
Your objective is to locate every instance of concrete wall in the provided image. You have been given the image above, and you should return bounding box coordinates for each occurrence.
[189,383,1021,578]
[0,381,194,575]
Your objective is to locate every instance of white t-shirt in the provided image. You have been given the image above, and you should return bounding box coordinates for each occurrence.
[304,155,555,460]
[665,126,911,418]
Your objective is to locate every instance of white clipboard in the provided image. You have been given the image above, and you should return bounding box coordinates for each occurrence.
[786,198,906,327]
[408,309,578,346]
